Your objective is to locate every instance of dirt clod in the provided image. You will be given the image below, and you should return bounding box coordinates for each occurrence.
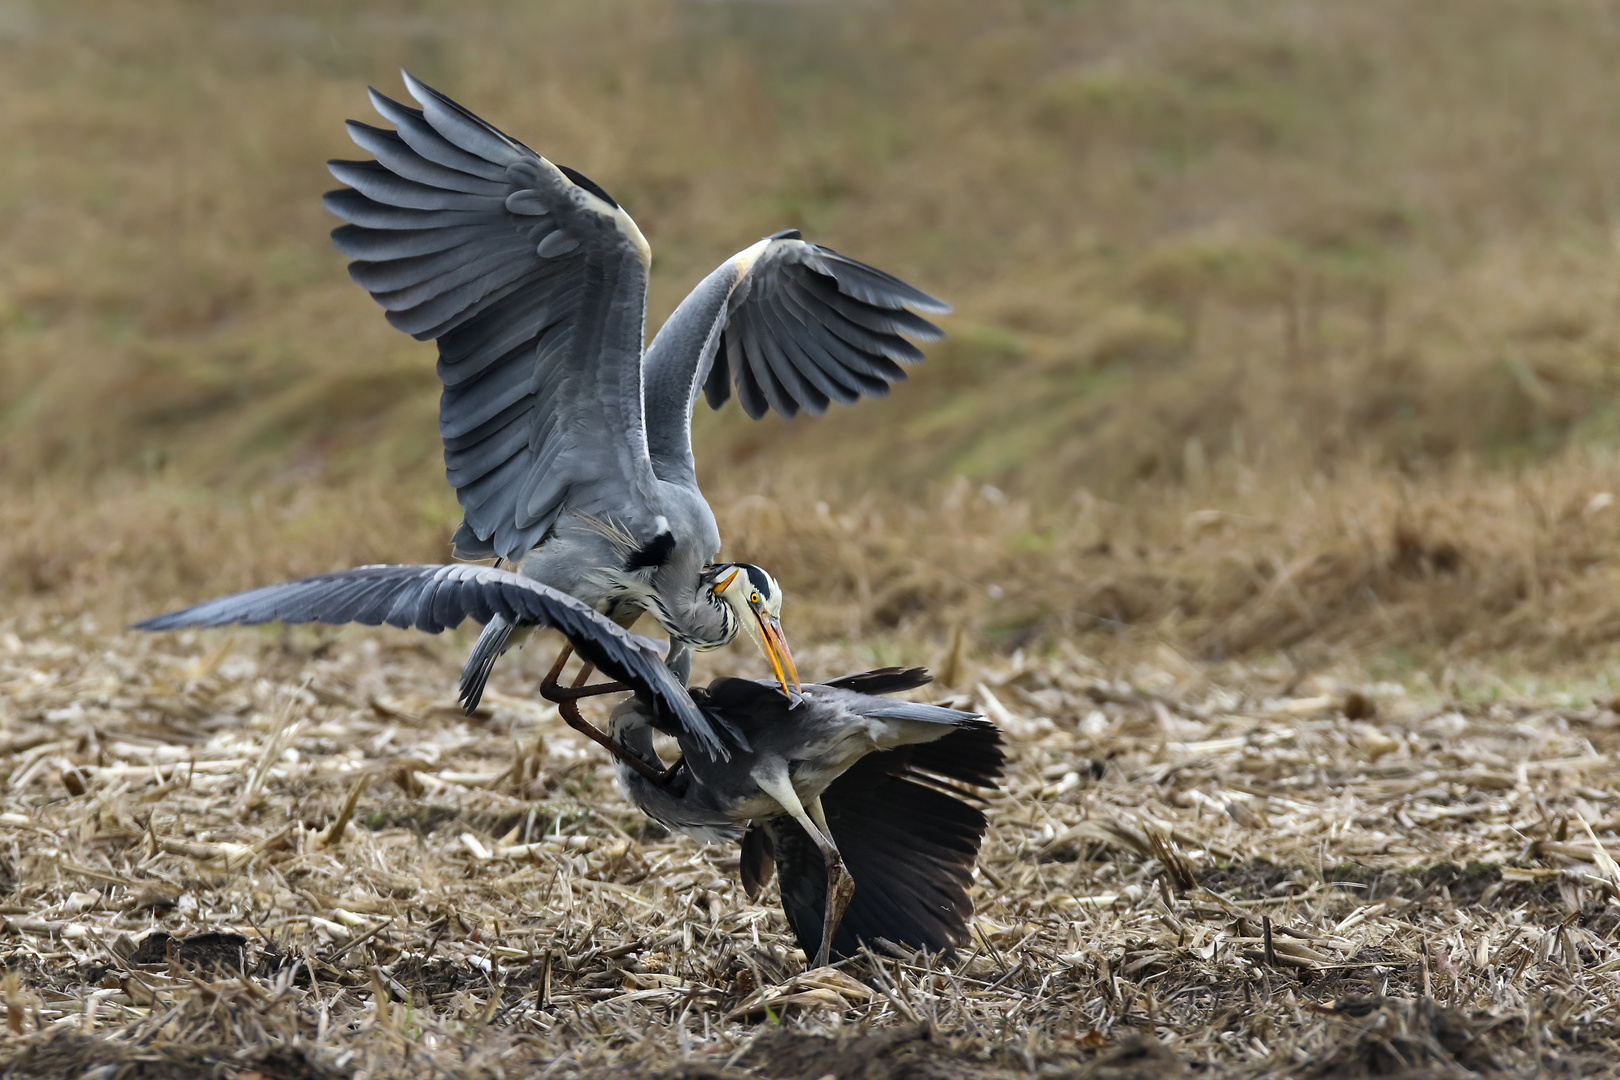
[2,1031,342,1080]
[125,931,249,974]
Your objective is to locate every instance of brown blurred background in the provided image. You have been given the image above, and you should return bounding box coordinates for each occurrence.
[6,0,1620,685]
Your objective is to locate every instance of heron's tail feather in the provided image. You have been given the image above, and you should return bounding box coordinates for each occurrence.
[822,667,932,696]
[459,615,514,713]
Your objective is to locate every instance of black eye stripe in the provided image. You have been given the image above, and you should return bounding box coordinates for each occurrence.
[741,564,772,596]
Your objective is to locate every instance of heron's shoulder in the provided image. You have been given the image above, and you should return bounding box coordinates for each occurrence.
[688,679,796,749]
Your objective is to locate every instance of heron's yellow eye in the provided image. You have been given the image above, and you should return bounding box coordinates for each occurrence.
[750,591,762,605]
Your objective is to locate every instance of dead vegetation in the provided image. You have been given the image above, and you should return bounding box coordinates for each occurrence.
[14,448,1620,680]
[2,624,1620,1076]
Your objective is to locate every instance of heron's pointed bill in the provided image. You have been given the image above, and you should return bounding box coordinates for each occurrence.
[755,610,801,698]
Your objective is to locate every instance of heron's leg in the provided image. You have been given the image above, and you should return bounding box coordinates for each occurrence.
[754,770,857,969]
[538,649,682,788]
[807,795,855,957]
[807,796,833,837]
[554,696,677,786]
[538,647,632,700]
[539,644,574,694]
[561,661,631,699]
[562,662,685,784]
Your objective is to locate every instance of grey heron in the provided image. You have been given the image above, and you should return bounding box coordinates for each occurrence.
[610,667,1003,967]
[325,74,951,709]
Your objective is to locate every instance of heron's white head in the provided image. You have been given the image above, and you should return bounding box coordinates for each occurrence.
[702,562,801,696]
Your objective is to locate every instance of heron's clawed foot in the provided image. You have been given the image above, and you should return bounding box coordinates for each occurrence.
[814,860,856,968]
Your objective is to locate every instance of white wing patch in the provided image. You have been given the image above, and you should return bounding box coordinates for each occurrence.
[616,206,651,270]
[730,237,773,280]
[566,180,652,271]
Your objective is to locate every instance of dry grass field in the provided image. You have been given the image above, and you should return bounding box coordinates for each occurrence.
[9,0,1620,1075]
[8,628,1620,1078]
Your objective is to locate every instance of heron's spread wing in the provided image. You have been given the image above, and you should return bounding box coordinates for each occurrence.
[642,231,950,481]
[132,565,728,757]
[327,74,657,561]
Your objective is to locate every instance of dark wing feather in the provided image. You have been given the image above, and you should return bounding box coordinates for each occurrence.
[327,74,658,562]
[641,234,949,485]
[904,720,1005,792]
[821,667,933,696]
[715,241,948,420]
[131,565,728,758]
[765,731,999,960]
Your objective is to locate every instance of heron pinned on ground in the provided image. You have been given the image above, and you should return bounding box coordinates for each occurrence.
[325,73,951,708]
[611,668,1004,967]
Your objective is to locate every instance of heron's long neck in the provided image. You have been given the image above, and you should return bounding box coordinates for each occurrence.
[643,264,739,475]
[642,582,737,651]
[596,564,738,650]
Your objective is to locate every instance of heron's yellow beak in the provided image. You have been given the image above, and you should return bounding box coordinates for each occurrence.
[755,610,801,697]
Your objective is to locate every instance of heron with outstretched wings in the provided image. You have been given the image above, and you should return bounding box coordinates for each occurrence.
[324,73,951,709]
